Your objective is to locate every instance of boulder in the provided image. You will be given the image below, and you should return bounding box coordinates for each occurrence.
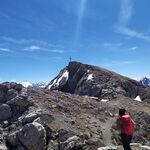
[0,84,8,103]
[16,146,26,150]
[13,84,23,93]
[0,142,7,150]
[57,129,75,142]
[7,94,33,114]
[6,131,19,147]
[0,104,12,121]
[18,122,46,150]
[59,136,82,150]
[21,113,38,125]
[6,89,18,101]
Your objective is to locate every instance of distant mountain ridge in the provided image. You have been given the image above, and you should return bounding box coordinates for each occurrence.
[46,61,150,102]
[20,81,47,90]
[139,77,150,87]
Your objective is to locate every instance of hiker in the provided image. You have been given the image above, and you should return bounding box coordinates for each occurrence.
[117,108,135,150]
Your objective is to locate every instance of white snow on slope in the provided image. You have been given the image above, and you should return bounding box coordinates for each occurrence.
[134,96,142,102]
[48,79,57,89]
[48,70,69,89]
[56,70,69,86]
[101,99,109,102]
[84,95,98,100]
[87,74,93,80]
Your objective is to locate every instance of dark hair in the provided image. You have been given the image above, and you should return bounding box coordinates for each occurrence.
[119,108,126,116]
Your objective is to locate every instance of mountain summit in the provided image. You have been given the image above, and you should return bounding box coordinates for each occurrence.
[46,61,150,102]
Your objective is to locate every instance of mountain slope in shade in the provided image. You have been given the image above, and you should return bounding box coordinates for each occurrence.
[139,77,150,87]
[46,61,150,102]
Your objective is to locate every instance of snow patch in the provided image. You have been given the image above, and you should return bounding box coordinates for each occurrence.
[87,74,93,80]
[84,96,98,100]
[101,99,109,102]
[48,79,57,89]
[48,70,69,89]
[134,96,142,102]
[56,70,69,86]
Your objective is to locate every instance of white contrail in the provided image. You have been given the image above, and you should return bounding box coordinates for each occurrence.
[73,0,87,48]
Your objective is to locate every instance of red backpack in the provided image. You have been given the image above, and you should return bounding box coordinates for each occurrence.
[119,115,135,135]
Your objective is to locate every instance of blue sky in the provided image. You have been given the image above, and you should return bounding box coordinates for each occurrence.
[0,0,150,83]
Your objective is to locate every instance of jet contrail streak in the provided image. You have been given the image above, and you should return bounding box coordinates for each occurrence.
[73,0,87,48]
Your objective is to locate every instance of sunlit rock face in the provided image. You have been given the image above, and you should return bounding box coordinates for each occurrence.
[46,61,150,102]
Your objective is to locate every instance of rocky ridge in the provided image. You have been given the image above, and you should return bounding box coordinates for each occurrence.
[0,82,150,149]
[0,62,150,149]
[47,61,150,102]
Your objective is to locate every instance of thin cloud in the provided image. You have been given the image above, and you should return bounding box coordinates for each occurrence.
[118,0,133,26]
[24,45,41,51]
[102,60,136,67]
[49,49,65,53]
[116,26,150,42]
[103,42,123,47]
[115,0,150,42]
[24,45,65,53]
[0,47,14,53]
[1,36,48,45]
[130,46,137,51]
[1,36,64,50]
[0,12,10,20]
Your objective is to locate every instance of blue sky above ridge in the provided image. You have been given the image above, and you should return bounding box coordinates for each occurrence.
[0,0,150,82]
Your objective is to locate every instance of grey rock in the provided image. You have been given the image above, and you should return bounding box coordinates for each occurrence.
[60,136,83,150]
[16,146,27,150]
[18,122,46,150]
[57,129,75,142]
[1,120,9,128]
[0,142,7,150]
[7,94,33,114]
[6,131,19,147]
[6,89,18,101]
[21,113,38,125]
[13,84,23,93]
[0,104,12,122]
[0,84,8,103]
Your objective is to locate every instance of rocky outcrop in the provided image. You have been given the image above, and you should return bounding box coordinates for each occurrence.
[0,82,23,103]
[18,122,46,150]
[0,80,150,149]
[0,82,34,149]
[0,104,12,121]
[47,61,150,101]
[0,142,7,150]
[0,84,8,103]
[7,94,33,114]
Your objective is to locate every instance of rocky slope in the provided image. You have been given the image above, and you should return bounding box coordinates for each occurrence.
[46,61,150,102]
[0,82,150,149]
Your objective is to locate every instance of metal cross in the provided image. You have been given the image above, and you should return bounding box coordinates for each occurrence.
[69,56,72,62]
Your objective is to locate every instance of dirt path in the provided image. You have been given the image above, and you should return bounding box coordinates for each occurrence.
[101,117,116,146]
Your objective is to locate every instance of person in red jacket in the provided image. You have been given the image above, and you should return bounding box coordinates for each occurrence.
[117,108,135,150]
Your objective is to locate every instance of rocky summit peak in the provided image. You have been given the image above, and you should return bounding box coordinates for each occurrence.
[46,61,150,102]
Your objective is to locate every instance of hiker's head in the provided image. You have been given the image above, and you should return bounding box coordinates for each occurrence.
[119,108,126,116]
